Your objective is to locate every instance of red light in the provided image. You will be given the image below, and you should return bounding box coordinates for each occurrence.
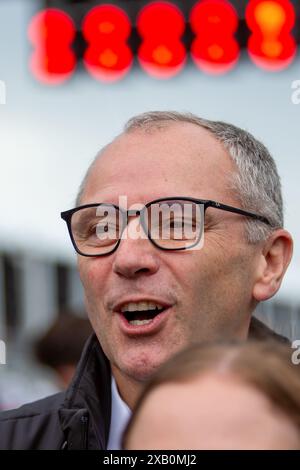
[82,5,133,82]
[137,2,186,79]
[28,9,76,85]
[190,0,240,75]
[246,0,296,71]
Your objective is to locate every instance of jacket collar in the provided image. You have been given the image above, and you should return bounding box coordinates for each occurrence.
[59,334,112,450]
[249,316,290,344]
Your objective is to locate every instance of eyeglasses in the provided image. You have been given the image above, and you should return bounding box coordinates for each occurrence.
[61,197,271,257]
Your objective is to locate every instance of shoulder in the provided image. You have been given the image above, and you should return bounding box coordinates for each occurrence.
[0,392,65,449]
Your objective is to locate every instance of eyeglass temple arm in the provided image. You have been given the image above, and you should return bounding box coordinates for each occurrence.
[205,201,271,225]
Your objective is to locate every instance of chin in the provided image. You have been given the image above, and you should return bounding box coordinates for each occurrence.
[120,354,165,382]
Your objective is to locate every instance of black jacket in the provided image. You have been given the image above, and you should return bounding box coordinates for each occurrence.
[0,334,111,450]
[0,318,289,450]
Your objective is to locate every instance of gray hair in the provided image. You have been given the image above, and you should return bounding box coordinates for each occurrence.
[76,111,283,244]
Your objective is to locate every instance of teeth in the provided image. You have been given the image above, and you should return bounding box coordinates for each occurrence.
[120,301,163,313]
[148,302,156,310]
[138,302,148,311]
[129,319,153,326]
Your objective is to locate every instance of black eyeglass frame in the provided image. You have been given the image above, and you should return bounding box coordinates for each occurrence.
[60,196,271,257]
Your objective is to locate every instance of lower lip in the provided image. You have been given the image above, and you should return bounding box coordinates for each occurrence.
[116,308,171,336]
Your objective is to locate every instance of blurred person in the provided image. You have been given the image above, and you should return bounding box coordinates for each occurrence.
[34,311,93,389]
[0,111,293,449]
[123,341,300,450]
[0,312,92,412]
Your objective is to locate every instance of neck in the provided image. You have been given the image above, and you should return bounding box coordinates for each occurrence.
[111,365,145,410]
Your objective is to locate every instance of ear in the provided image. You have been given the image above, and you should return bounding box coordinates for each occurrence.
[252,229,293,302]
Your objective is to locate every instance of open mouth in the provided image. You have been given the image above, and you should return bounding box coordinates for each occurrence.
[120,302,167,326]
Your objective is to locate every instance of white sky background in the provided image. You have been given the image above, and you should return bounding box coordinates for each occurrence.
[0,0,299,299]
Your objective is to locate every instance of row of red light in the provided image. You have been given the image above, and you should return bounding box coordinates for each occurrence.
[28,0,297,84]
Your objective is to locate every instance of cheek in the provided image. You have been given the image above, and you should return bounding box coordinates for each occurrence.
[169,251,221,292]
[78,260,112,318]
[78,262,110,331]
[172,246,254,308]
[78,258,108,290]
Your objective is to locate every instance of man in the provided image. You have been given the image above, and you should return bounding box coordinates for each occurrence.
[0,111,293,449]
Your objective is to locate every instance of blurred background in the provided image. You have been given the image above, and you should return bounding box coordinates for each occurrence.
[0,0,299,409]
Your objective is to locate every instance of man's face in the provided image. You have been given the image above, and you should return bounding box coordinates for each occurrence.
[78,123,259,382]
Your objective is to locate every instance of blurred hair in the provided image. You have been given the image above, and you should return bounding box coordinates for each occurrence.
[34,310,93,369]
[76,111,283,244]
[123,340,300,448]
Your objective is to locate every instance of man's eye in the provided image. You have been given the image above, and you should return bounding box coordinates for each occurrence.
[81,223,106,238]
[96,222,119,238]
[163,218,184,227]
[170,220,184,228]
[161,219,197,229]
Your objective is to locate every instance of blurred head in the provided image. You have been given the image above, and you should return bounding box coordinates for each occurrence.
[35,310,93,388]
[70,112,292,400]
[123,341,300,450]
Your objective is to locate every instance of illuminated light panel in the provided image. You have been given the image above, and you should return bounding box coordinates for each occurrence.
[190,0,240,75]
[28,2,300,83]
[137,2,186,79]
[28,9,76,85]
[82,5,133,82]
[246,0,296,71]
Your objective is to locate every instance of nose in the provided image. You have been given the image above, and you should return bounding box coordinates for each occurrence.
[112,226,160,279]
